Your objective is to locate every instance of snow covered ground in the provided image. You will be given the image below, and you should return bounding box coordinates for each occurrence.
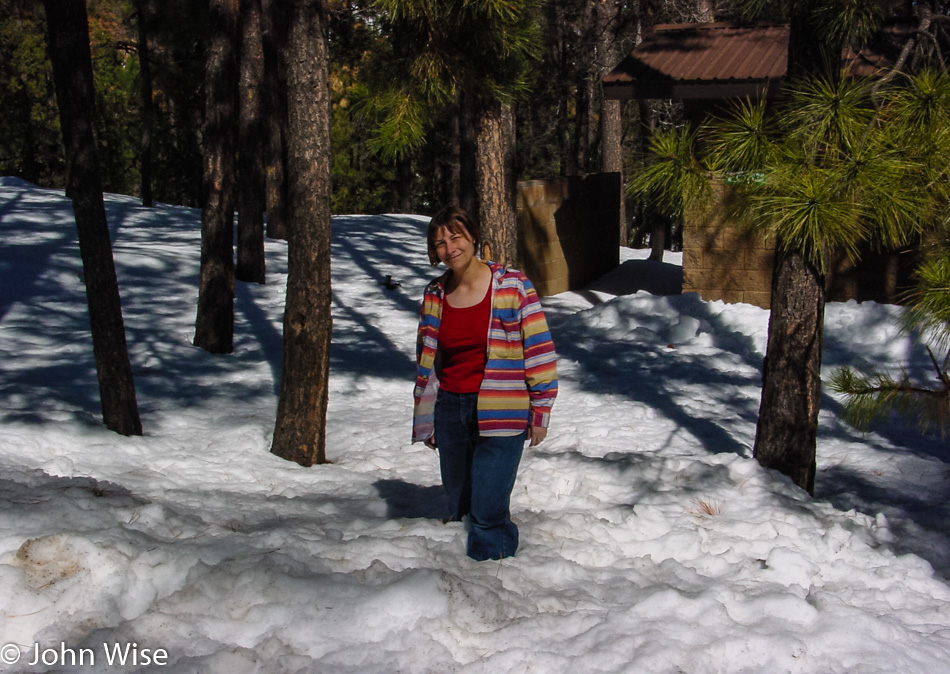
[1,176,949,673]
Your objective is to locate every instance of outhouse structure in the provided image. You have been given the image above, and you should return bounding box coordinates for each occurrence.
[604,22,915,308]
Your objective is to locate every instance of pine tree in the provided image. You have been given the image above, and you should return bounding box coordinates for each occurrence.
[364,0,542,266]
[270,0,333,466]
[43,0,142,436]
[629,66,950,493]
[236,0,267,284]
[194,0,239,354]
[261,0,290,240]
[829,70,950,438]
[134,0,155,207]
[829,250,950,438]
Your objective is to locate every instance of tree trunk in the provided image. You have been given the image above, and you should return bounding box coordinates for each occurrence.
[432,102,460,208]
[473,99,518,267]
[262,0,289,240]
[271,0,332,467]
[602,98,626,244]
[638,99,665,262]
[396,155,413,213]
[134,0,154,207]
[648,216,666,261]
[194,0,239,354]
[572,78,591,175]
[458,91,478,218]
[44,0,142,436]
[596,0,626,244]
[753,249,825,494]
[749,11,838,494]
[547,0,572,178]
[237,0,266,284]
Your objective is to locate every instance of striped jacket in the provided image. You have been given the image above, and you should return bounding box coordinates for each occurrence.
[412,262,558,442]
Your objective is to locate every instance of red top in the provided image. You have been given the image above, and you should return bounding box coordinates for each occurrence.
[437,286,490,393]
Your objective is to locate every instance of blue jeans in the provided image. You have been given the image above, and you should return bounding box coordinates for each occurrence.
[434,390,526,561]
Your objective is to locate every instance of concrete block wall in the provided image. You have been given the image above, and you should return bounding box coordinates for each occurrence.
[517,173,621,297]
[682,190,774,309]
[682,186,915,309]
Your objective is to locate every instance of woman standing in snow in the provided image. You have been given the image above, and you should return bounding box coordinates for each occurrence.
[412,206,558,561]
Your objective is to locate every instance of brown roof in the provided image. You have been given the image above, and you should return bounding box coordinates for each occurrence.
[604,23,788,100]
[604,21,910,100]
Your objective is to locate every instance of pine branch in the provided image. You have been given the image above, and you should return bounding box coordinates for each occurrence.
[926,345,950,391]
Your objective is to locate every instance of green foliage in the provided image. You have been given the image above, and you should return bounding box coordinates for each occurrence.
[829,251,950,438]
[362,90,429,162]
[827,361,950,437]
[732,0,883,49]
[363,0,543,161]
[902,249,950,352]
[0,5,62,185]
[0,0,208,206]
[810,0,884,49]
[626,124,710,219]
[630,70,950,273]
[704,97,777,173]
[88,14,141,196]
[327,5,431,213]
[828,166,950,439]
[782,76,876,155]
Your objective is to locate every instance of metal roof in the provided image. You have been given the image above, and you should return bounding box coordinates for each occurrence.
[604,21,908,100]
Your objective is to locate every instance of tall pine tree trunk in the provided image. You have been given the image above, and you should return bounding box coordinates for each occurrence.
[237,0,266,283]
[458,92,478,218]
[602,97,624,242]
[44,0,142,436]
[396,155,413,213]
[262,0,289,240]
[194,0,239,353]
[638,99,666,262]
[572,80,591,175]
[271,0,332,466]
[596,0,626,244]
[752,13,839,494]
[134,0,154,207]
[753,249,824,494]
[473,99,518,267]
[433,102,460,208]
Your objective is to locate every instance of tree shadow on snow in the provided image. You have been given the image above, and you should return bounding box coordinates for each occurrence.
[548,290,766,458]
[0,466,148,533]
[0,188,79,323]
[327,216,431,382]
[820,463,950,579]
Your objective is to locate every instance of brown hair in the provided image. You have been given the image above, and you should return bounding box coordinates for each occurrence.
[426,206,481,267]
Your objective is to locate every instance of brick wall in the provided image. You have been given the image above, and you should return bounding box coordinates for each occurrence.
[683,188,774,308]
[517,173,621,297]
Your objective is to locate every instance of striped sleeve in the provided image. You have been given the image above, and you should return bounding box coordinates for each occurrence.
[518,275,558,428]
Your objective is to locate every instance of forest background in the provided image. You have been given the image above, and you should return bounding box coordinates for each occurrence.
[0,0,725,242]
[7,0,950,482]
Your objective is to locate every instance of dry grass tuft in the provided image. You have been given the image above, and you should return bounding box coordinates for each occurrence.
[688,498,723,518]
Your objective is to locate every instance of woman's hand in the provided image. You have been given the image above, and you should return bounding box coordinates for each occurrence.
[527,426,547,447]
[424,435,437,450]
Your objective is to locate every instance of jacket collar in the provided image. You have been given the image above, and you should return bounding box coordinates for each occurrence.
[434,260,505,295]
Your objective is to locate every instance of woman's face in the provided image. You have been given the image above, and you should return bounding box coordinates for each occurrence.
[433,225,476,270]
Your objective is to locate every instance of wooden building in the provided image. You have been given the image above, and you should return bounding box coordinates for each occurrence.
[604,22,914,308]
